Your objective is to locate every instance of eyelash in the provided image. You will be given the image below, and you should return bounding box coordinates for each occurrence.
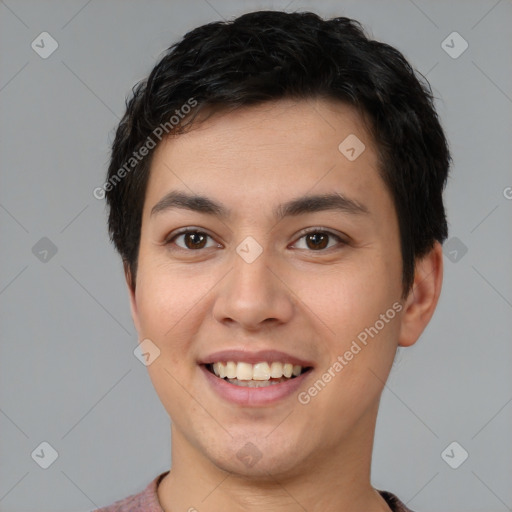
[164,227,347,253]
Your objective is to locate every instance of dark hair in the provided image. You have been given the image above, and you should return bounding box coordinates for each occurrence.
[105,10,450,298]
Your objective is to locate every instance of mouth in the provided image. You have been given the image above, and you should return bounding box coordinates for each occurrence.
[199,349,314,405]
[205,361,313,388]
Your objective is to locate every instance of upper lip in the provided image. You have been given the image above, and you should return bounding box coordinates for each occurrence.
[199,349,314,368]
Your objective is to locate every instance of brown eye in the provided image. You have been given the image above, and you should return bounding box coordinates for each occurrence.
[168,230,218,250]
[182,232,207,249]
[305,232,329,250]
[293,230,345,251]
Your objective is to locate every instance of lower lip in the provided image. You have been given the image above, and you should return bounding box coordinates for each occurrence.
[200,365,311,406]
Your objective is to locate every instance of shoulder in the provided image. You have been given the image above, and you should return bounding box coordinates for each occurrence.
[92,471,169,512]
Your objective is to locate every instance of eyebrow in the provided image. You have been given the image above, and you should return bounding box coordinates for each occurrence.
[150,190,369,220]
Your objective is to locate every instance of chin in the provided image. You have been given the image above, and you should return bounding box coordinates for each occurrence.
[202,429,310,480]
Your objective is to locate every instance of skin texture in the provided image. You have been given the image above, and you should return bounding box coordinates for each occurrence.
[125,98,443,512]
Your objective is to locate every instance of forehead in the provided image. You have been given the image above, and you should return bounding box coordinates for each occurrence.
[143,98,389,222]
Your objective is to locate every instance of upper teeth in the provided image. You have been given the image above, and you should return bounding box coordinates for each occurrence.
[211,361,303,380]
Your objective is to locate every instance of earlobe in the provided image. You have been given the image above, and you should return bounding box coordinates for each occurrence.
[124,262,141,335]
[398,242,444,347]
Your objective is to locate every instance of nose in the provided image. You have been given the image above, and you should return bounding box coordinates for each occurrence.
[212,242,295,331]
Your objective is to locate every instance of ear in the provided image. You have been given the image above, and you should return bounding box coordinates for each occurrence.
[124,261,141,335]
[398,241,444,347]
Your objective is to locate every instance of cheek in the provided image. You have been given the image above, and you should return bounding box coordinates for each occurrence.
[298,268,401,423]
[298,262,402,411]
[133,269,207,414]
[134,266,206,360]
[298,255,400,340]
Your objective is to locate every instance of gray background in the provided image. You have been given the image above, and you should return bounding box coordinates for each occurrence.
[1,0,511,511]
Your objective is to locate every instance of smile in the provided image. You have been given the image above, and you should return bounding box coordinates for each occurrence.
[200,350,314,405]
[201,362,314,407]
[206,361,309,388]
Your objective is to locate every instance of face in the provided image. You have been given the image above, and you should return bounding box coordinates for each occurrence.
[128,98,405,478]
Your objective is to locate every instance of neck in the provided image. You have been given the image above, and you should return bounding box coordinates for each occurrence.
[157,404,391,512]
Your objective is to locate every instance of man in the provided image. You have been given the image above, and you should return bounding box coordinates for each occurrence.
[96,10,450,512]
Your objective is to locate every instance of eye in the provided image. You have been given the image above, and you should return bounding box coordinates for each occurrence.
[165,227,347,252]
[166,228,220,251]
[293,229,346,251]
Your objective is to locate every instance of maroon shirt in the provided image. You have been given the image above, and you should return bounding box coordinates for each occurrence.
[94,471,415,512]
